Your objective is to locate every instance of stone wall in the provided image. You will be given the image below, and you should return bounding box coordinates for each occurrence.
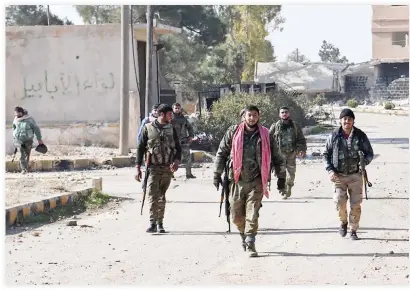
[371,77,409,100]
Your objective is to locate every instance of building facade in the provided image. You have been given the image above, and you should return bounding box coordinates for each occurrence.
[371,5,409,100]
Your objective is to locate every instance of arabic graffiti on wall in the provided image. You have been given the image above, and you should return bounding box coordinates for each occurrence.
[21,70,116,100]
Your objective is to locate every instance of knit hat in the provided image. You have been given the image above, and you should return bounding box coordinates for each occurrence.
[339,108,355,119]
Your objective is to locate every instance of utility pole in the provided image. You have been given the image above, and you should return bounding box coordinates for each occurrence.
[296,48,299,62]
[145,5,153,117]
[46,5,50,26]
[119,5,130,155]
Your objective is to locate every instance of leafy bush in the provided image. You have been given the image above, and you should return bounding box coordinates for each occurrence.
[346,98,358,108]
[196,92,310,148]
[384,101,395,110]
[313,93,327,106]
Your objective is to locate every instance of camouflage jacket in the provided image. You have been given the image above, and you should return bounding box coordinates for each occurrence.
[214,124,286,182]
[323,126,374,175]
[13,115,42,145]
[171,113,194,144]
[136,120,182,167]
[269,119,307,155]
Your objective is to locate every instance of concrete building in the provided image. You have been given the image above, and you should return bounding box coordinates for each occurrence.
[371,5,409,99]
[5,23,180,152]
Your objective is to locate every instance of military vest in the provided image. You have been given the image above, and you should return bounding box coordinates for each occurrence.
[274,120,298,153]
[146,122,176,166]
[172,115,189,141]
[336,133,361,175]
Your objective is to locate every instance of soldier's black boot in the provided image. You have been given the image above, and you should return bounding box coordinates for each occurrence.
[350,230,359,240]
[339,222,348,237]
[158,223,166,233]
[186,173,196,179]
[146,223,157,233]
[240,233,246,251]
[246,242,258,257]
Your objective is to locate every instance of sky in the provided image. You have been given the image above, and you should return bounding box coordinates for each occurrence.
[49,4,373,63]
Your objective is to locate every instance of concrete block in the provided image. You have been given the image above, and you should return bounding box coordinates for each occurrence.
[111,156,132,167]
[92,177,103,191]
[192,151,206,162]
[73,158,90,169]
[6,161,20,172]
[32,159,53,171]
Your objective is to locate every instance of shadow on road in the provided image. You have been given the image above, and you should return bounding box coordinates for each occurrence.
[167,200,310,204]
[258,251,409,258]
[360,237,409,242]
[368,137,409,145]
[290,196,409,201]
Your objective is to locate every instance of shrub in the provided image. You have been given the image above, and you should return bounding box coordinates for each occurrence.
[346,98,358,108]
[196,92,310,149]
[384,101,395,110]
[313,93,327,106]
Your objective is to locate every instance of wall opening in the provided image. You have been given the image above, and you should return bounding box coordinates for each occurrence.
[391,31,409,47]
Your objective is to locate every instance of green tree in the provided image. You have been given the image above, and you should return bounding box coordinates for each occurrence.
[227,5,284,81]
[318,40,349,63]
[75,5,227,46]
[287,48,309,63]
[6,5,73,26]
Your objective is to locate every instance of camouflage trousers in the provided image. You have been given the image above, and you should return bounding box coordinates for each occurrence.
[281,151,297,187]
[181,144,192,175]
[332,172,363,231]
[229,177,264,242]
[147,165,173,224]
[16,141,33,171]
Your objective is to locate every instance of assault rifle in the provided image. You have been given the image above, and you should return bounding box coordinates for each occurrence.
[218,164,231,233]
[358,151,373,200]
[140,152,151,215]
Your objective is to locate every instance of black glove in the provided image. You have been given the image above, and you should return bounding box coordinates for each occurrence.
[213,173,222,190]
[277,178,286,190]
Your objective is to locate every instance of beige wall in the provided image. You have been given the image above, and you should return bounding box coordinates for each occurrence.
[372,5,409,61]
[5,24,179,152]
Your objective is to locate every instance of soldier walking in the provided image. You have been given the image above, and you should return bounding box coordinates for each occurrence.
[12,107,44,174]
[269,106,307,199]
[213,105,286,257]
[135,104,182,233]
[171,103,196,179]
[323,108,374,240]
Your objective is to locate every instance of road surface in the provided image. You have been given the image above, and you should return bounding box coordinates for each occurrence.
[5,111,409,285]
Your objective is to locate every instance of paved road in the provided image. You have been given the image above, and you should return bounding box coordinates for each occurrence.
[6,112,409,285]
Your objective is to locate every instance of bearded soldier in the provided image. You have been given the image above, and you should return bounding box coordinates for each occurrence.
[269,106,307,199]
[136,104,182,233]
[323,108,374,240]
[171,103,196,179]
[213,105,286,257]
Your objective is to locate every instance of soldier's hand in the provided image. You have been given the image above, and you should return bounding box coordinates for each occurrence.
[300,151,307,159]
[213,173,222,190]
[170,160,180,173]
[135,166,142,182]
[329,171,339,182]
[277,177,286,190]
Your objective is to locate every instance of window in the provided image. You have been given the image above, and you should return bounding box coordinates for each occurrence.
[391,32,409,47]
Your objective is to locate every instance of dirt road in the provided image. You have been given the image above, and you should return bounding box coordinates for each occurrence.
[5,111,409,285]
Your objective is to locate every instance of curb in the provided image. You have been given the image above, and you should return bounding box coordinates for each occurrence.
[5,187,95,227]
[5,151,211,173]
[338,106,408,116]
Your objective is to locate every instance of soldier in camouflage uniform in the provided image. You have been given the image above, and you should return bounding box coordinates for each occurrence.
[136,104,182,233]
[213,105,286,257]
[269,106,307,199]
[323,108,373,240]
[13,107,44,174]
[171,103,196,179]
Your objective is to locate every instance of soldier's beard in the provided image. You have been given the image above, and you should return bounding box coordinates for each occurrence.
[245,121,258,128]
